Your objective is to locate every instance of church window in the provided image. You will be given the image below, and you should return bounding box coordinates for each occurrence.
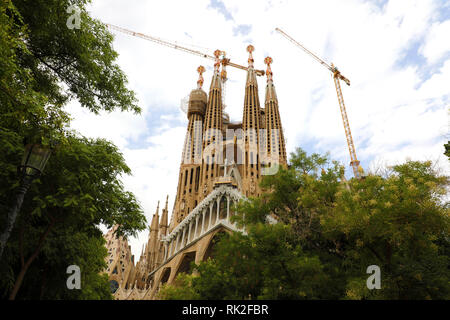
[109,280,119,294]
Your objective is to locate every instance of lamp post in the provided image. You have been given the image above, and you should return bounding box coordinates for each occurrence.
[0,144,52,260]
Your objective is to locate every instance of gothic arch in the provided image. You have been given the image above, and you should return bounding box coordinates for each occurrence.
[211,201,218,225]
[219,196,227,220]
[199,229,229,262]
[173,251,196,280]
[159,267,171,286]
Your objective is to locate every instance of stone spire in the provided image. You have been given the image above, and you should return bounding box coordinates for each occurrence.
[246,45,258,86]
[242,45,262,197]
[264,57,287,167]
[147,201,160,269]
[159,195,169,236]
[173,67,207,229]
[200,50,224,200]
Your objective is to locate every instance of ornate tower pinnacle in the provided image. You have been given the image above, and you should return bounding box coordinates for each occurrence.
[213,49,222,73]
[197,65,205,89]
[264,57,287,167]
[247,45,255,68]
[173,68,207,229]
[160,195,169,236]
[242,45,262,197]
[147,201,160,269]
[264,56,273,82]
[199,53,225,200]
[210,50,223,90]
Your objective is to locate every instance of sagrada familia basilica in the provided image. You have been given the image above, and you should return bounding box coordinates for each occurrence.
[103,45,287,299]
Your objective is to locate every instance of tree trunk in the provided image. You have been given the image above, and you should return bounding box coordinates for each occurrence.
[8,220,54,300]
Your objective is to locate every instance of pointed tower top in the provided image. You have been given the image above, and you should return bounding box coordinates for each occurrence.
[213,49,222,73]
[246,45,258,86]
[264,56,273,82]
[197,65,205,89]
[209,50,223,90]
[247,45,255,68]
[264,56,277,102]
[159,195,169,235]
[150,201,160,232]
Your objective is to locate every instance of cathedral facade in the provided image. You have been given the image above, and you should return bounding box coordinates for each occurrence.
[103,45,287,300]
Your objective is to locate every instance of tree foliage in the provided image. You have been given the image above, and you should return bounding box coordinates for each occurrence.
[159,148,450,300]
[0,0,146,299]
[0,134,147,299]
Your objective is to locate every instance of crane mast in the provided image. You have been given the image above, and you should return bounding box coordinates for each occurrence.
[275,28,361,179]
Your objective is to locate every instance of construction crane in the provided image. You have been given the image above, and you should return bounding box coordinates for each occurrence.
[105,23,265,78]
[275,27,362,179]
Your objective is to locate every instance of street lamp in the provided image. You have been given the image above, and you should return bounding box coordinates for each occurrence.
[0,144,52,260]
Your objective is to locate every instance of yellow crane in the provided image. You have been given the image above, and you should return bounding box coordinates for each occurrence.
[106,23,265,111]
[275,27,362,179]
[105,23,265,79]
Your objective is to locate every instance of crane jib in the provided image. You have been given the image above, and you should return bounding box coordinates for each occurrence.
[106,23,264,77]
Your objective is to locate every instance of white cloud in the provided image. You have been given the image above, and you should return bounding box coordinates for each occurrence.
[420,19,450,64]
[67,0,450,258]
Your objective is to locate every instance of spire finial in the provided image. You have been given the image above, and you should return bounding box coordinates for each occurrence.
[165,195,169,207]
[247,45,255,68]
[197,66,205,89]
[213,49,222,72]
[264,56,273,82]
[156,201,160,214]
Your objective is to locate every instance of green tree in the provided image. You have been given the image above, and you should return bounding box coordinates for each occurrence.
[159,149,345,300]
[0,134,147,299]
[445,141,450,160]
[159,149,450,300]
[323,160,450,299]
[0,0,146,299]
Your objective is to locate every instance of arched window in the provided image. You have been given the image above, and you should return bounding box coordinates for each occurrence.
[219,197,227,220]
[109,280,119,294]
[211,201,217,225]
[174,252,196,279]
[160,268,171,286]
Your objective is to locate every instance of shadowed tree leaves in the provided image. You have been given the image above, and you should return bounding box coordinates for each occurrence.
[10,0,139,114]
[0,134,147,299]
[0,0,145,299]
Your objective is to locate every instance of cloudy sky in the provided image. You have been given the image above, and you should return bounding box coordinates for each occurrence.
[66,0,450,258]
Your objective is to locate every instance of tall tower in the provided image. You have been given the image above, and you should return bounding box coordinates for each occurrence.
[199,50,224,200]
[104,46,291,301]
[157,196,169,266]
[147,202,160,271]
[159,195,169,237]
[242,45,262,197]
[264,57,287,168]
[172,67,207,229]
